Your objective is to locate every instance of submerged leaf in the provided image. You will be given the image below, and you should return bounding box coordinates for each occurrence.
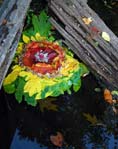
[83,113,98,125]
[39,97,58,112]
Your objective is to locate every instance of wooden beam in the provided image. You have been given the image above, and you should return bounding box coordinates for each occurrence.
[49,0,118,89]
[0,0,32,89]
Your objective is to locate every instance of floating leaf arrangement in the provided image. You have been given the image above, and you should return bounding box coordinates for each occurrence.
[3,11,89,106]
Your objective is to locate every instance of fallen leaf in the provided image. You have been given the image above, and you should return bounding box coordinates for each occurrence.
[94,88,101,92]
[50,132,64,147]
[111,90,118,96]
[102,32,110,42]
[104,89,113,104]
[39,97,58,112]
[82,17,92,25]
[90,26,100,34]
[83,113,98,125]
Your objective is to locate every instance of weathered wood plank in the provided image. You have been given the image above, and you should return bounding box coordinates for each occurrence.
[49,0,118,88]
[0,0,32,89]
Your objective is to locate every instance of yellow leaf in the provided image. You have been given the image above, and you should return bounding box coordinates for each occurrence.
[12,65,23,72]
[36,35,46,41]
[16,42,24,54]
[22,34,30,43]
[35,33,41,40]
[40,36,46,41]
[3,65,23,85]
[83,113,98,125]
[102,32,110,42]
[82,17,92,25]
[60,55,79,76]
[31,36,36,41]
[24,77,42,97]
[19,71,35,81]
[39,97,58,112]
[3,71,19,85]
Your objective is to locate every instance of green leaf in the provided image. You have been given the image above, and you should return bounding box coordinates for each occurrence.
[4,83,16,94]
[79,63,89,76]
[24,93,37,106]
[73,79,81,92]
[31,11,52,37]
[94,88,101,92]
[37,11,51,36]
[71,72,80,85]
[67,89,71,94]
[23,27,34,37]
[48,36,55,42]
[41,87,49,99]
[23,11,52,39]
[15,77,26,103]
[32,14,41,34]
[51,85,61,97]
[111,90,118,96]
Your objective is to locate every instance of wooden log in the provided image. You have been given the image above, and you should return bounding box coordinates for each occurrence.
[0,0,32,89]
[48,0,118,89]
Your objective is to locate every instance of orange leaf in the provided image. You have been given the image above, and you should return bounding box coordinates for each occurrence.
[104,89,113,104]
[82,17,92,25]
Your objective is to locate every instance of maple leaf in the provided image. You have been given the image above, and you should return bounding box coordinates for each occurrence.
[39,97,58,112]
[83,113,98,125]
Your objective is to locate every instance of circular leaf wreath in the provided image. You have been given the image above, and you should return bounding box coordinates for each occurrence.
[3,12,89,106]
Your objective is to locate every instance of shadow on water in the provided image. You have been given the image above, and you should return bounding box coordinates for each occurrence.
[0,75,118,149]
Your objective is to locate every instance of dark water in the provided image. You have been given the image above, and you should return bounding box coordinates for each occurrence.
[0,75,118,149]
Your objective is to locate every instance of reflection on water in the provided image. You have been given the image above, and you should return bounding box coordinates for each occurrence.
[10,129,47,149]
[0,75,118,148]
